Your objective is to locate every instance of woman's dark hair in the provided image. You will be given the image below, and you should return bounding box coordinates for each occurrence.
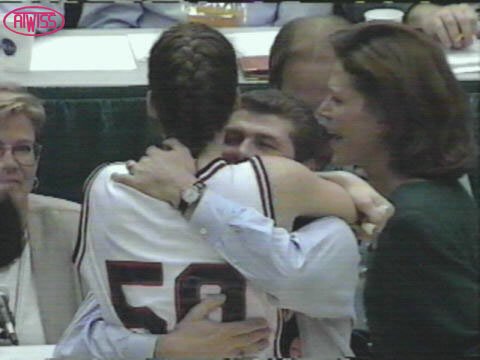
[148,23,238,157]
[0,192,24,266]
[240,89,332,167]
[330,22,477,180]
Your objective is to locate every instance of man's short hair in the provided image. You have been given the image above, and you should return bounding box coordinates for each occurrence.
[269,15,350,89]
[239,89,332,168]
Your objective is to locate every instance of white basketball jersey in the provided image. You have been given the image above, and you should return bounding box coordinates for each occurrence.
[74,157,290,357]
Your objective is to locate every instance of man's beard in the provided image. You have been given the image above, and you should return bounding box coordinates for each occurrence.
[0,193,24,267]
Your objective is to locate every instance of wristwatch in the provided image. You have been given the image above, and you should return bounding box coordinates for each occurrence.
[178,181,206,213]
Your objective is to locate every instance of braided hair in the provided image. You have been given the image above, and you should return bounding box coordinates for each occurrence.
[148,23,238,158]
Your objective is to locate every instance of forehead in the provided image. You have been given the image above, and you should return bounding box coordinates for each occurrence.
[226,109,294,137]
[282,60,332,90]
[0,112,35,141]
[328,61,353,90]
[281,59,333,108]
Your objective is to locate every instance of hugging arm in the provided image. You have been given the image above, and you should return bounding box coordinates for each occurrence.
[190,188,360,318]
[54,292,158,359]
[259,156,358,229]
[54,292,268,359]
[114,141,393,230]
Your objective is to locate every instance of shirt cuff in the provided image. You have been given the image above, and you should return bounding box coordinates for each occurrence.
[124,332,159,359]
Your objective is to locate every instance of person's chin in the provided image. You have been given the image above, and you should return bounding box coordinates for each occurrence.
[0,182,15,191]
[0,182,22,193]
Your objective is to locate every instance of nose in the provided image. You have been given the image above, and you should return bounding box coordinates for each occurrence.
[0,148,20,169]
[237,140,256,159]
[223,140,254,164]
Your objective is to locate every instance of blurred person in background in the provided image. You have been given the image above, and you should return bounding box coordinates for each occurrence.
[337,3,478,49]
[270,3,478,113]
[78,2,334,28]
[269,15,351,171]
[77,2,478,50]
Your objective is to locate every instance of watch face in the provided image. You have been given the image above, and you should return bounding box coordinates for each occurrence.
[182,186,200,204]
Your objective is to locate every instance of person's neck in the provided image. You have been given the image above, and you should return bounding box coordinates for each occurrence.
[196,140,224,171]
[363,161,425,197]
[10,193,28,230]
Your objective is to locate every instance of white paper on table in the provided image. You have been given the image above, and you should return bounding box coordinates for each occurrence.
[452,65,480,74]
[0,345,54,360]
[446,38,480,68]
[127,33,162,62]
[227,30,278,57]
[30,35,137,71]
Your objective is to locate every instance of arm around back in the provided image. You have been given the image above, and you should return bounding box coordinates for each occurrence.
[260,156,358,229]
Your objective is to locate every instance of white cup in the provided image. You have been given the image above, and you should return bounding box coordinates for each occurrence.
[0,14,34,72]
[364,9,404,23]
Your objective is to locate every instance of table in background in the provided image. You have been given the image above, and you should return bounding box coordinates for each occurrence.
[0,28,477,206]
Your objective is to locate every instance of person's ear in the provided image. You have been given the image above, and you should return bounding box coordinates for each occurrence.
[146,90,159,119]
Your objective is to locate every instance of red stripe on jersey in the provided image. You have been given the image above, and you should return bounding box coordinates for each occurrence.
[197,159,228,185]
[73,162,118,270]
[249,156,276,222]
[196,157,227,179]
[249,157,269,219]
[248,155,289,357]
[254,156,276,221]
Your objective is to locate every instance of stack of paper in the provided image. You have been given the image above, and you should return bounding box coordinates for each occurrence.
[446,38,480,75]
[226,30,278,58]
[31,35,137,71]
[127,33,162,62]
[227,30,278,81]
[238,55,269,81]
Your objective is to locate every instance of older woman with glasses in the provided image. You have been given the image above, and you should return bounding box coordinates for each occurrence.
[0,87,83,345]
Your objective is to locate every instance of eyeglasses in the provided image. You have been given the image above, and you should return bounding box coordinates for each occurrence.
[0,143,42,166]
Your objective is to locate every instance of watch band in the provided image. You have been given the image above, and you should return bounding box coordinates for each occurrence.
[178,181,206,214]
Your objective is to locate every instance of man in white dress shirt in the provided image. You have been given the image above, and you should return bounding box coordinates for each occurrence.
[55,84,394,358]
